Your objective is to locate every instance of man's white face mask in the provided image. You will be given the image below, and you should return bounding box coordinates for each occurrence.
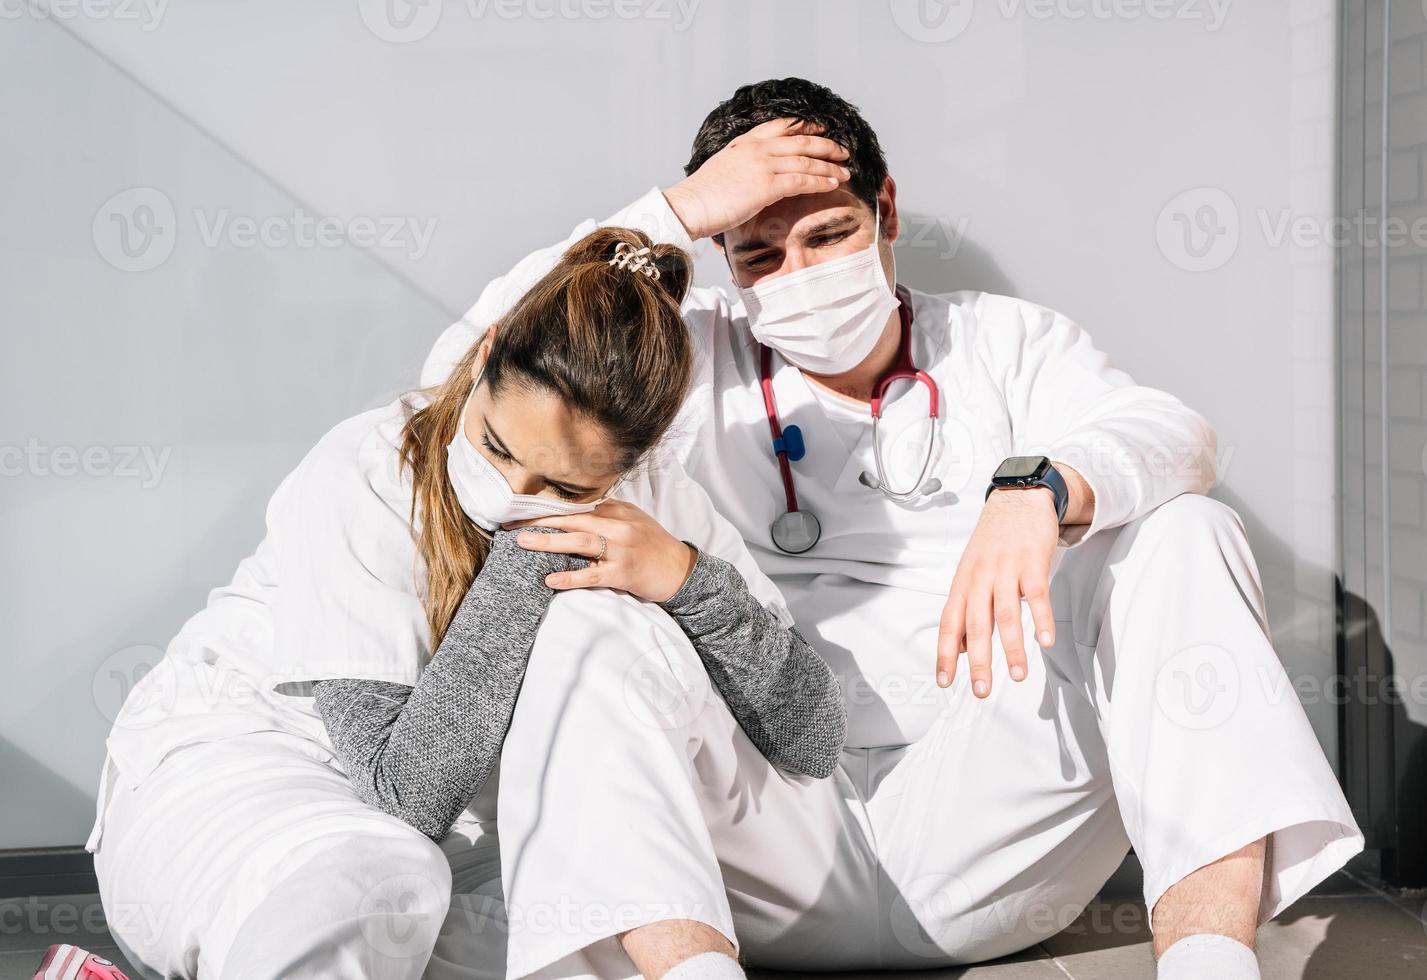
[446,379,606,530]
[733,203,898,376]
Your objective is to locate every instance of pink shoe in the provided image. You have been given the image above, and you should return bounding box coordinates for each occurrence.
[33,945,132,980]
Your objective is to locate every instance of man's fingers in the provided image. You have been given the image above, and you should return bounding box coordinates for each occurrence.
[770,156,852,181]
[516,530,603,558]
[746,117,811,140]
[766,134,849,160]
[995,577,1028,683]
[965,583,995,699]
[1024,575,1056,650]
[935,592,966,687]
[771,172,841,198]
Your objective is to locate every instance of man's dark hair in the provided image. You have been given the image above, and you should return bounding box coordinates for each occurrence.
[684,77,889,212]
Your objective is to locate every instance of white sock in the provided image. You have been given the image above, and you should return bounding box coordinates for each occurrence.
[1157,933,1260,980]
[662,951,745,980]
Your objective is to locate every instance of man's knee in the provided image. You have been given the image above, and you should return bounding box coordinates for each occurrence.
[1117,493,1251,567]
[1142,492,1241,535]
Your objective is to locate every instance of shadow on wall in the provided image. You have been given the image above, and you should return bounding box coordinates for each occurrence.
[893,211,1017,298]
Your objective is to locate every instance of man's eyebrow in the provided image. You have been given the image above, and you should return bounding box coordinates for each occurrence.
[484,418,599,495]
[801,214,860,238]
[731,213,861,256]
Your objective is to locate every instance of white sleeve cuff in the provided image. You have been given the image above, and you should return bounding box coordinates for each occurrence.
[603,186,699,254]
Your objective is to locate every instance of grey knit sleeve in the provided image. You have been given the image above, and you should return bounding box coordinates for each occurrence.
[312,528,572,842]
[650,546,848,779]
[315,529,847,843]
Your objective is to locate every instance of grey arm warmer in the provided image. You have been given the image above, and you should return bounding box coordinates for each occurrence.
[314,528,846,842]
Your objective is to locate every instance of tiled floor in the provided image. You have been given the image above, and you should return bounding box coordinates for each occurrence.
[2,859,1423,979]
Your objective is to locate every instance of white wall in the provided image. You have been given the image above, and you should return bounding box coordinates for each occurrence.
[0,0,1339,847]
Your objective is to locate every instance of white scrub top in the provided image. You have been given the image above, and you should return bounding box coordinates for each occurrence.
[423,189,1219,749]
[104,391,792,788]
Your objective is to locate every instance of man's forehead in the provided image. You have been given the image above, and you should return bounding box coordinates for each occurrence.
[728,190,871,249]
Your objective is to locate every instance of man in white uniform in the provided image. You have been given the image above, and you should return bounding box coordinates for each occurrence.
[423,78,1360,980]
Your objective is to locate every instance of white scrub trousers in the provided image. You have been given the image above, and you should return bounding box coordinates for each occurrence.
[497,494,1361,978]
[90,495,1360,979]
[91,730,510,980]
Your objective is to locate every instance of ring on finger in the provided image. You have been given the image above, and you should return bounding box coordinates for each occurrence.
[592,534,608,562]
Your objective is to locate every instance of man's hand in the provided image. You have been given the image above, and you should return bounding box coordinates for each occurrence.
[936,464,1094,698]
[662,118,851,241]
[936,489,1060,699]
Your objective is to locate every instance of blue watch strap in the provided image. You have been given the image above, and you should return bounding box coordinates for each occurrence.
[986,459,1070,522]
[1041,463,1069,522]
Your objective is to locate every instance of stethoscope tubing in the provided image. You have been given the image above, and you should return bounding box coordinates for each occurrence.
[759,288,941,551]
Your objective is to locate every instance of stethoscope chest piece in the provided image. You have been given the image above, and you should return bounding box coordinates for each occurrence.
[771,509,821,554]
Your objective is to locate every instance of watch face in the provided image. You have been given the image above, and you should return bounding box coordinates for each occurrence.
[994,455,1050,481]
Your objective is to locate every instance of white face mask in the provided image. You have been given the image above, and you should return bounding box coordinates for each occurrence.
[446,384,607,531]
[733,203,899,375]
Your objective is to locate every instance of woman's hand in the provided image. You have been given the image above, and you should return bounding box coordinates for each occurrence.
[509,500,697,603]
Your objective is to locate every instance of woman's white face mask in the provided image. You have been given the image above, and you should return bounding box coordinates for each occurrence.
[445,380,609,531]
[733,203,898,376]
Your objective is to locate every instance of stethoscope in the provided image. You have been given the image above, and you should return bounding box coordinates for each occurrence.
[760,287,943,554]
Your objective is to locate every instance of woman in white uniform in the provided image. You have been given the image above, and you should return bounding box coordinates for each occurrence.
[84,228,844,980]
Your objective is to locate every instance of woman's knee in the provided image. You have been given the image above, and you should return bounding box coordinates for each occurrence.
[220,829,454,979]
[523,589,705,713]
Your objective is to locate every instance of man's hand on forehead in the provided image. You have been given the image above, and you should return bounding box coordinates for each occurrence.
[663,117,851,242]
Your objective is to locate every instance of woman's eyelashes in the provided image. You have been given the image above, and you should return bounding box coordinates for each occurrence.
[481,434,515,463]
[481,433,584,501]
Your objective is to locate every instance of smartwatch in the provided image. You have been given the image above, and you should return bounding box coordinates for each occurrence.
[986,455,1069,522]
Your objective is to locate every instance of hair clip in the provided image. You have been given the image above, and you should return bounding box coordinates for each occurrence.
[608,241,661,280]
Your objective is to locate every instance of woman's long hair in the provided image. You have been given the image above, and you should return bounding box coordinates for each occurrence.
[399,228,694,648]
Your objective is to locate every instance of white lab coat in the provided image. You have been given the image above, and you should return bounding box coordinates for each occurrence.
[414,188,1363,977]
[86,391,791,980]
[421,188,1219,748]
